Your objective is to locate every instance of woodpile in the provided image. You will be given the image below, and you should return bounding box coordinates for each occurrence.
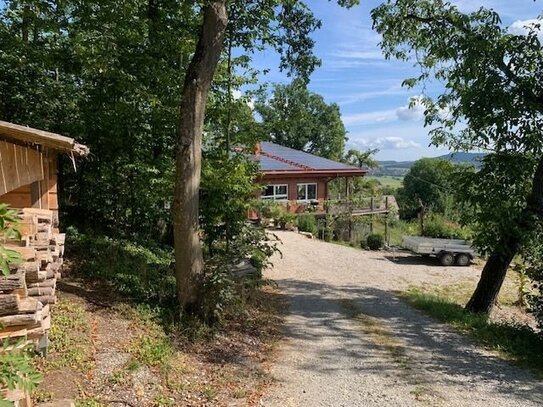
[0,208,64,356]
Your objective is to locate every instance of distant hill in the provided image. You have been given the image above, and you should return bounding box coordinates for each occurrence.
[371,152,485,176]
[436,152,486,164]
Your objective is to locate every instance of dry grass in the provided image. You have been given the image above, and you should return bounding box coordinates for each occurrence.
[35,283,285,406]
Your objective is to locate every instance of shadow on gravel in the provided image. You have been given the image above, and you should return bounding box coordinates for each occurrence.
[383,253,446,267]
[275,278,543,405]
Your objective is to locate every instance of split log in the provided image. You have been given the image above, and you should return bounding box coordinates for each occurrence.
[18,262,39,273]
[28,279,56,288]
[51,233,65,246]
[7,247,36,261]
[0,273,26,293]
[35,295,56,305]
[0,325,27,339]
[18,297,42,314]
[21,208,53,222]
[0,294,19,316]
[45,267,55,279]
[25,268,47,283]
[28,286,55,296]
[0,312,39,327]
[49,262,62,273]
[40,304,50,318]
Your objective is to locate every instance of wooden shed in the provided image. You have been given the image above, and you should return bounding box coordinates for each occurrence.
[0,121,87,405]
[0,120,89,219]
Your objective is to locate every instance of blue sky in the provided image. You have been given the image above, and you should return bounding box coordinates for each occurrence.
[250,1,543,161]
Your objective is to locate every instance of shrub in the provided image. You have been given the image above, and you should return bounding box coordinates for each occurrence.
[66,227,176,305]
[0,342,42,395]
[297,214,318,235]
[366,233,384,250]
[423,214,472,240]
[256,200,283,221]
[277,211,296,230]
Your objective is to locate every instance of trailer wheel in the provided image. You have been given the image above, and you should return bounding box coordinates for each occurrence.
[455,253,471,266]
[439,252,455,266]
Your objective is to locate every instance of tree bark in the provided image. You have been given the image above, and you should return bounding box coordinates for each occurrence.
[173,1,228,313]
[465,237,518,313]
[466,155,543,313]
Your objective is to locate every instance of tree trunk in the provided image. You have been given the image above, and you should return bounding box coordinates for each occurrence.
[173,1,228,313]
[466,155,543,313]
[465,237,518,313]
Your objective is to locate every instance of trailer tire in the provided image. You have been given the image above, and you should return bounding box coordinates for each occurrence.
[439,252,455,266]
[455,253,471,266]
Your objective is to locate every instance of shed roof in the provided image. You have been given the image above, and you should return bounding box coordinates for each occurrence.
[0,121,89,156]
[256,142,366,176]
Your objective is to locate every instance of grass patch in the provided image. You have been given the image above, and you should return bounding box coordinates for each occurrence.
[66,228,175,306]
[42,298,93,372]
[404,288,543,372]
[367,175,404,189]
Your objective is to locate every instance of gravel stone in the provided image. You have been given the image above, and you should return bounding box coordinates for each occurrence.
[262,231,543,407]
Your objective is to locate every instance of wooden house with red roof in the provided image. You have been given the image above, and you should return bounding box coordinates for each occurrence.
[254,142,367,213]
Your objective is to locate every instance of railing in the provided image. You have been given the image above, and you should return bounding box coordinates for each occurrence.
[326,195,395,216]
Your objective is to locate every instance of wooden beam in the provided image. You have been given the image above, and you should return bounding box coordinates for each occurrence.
[0,120,88,156]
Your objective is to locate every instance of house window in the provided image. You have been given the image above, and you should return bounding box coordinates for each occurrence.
[262,184,288,200]
[297,183,317,201]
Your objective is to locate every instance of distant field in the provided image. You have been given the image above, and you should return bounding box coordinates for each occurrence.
[367,175,403,189]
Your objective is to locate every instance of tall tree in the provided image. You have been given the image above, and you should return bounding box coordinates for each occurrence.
[398,158,455,218]
[256,80,347,160]
[345,148,379,169]
[372,0,543,313]
[175,0,359,313]
[173,0,228,312]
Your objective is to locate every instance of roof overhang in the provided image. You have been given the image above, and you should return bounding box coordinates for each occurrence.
[261,168,368,178]
[0,120,89,156]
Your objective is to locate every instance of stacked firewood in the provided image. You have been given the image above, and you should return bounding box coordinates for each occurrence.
[0,208,64,353]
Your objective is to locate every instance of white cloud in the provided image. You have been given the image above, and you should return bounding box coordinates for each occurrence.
[351,136,421,151]
[396,95,426,121]
[508,19,543,40]
[342,96,426,126]
[331,50,385,60]
[343,110,397,126]
[336,84,405,106]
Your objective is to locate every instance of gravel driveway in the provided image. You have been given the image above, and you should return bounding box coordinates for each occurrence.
[262,231,543,407]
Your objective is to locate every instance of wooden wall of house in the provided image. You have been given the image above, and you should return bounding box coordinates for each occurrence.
[260,175,328,213]
[0,146,58,219]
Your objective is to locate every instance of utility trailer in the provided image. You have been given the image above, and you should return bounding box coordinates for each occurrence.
[402,236,475,266]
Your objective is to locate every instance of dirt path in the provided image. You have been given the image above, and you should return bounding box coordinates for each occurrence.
[262,231,543,407]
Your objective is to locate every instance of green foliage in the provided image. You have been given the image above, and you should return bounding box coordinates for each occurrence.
[256,79,347,160]
[200,151,260,256]
[277,211,296,230]
[255,200,284,222]
[366,233,384,250]
[0,204,22,276]
[422,214,472,240]
[511,262,530,308]
[404,289,543,372]
[397,158,456,219]
[0,341,42,395]
[372,1,543,302]
[130,335,172,368]
[66,228,175,306]
[47,298,93,372]
[297,214,318,235]
[345,148,379,169]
